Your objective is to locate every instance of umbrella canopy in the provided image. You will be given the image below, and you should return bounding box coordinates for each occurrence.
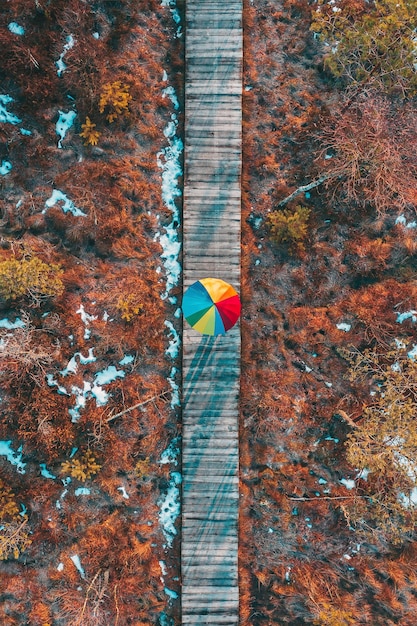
[182,277,241,335]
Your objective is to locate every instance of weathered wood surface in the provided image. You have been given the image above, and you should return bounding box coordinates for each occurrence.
[181,1,242,624]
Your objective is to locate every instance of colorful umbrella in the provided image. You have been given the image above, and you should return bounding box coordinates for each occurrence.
[182,277,241,335]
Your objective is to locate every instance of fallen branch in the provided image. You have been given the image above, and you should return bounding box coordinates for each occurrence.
[106,390,171,423]
[277,174,331,208]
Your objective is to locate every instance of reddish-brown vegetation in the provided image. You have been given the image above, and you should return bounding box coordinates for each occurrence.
[0,1,181,623]
[240,0,417,623]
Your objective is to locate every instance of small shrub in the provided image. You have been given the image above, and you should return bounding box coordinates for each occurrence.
[0,479,31,560]
[0,257,64,304]
[99,81,131,123]
[79,116,100,146]
[313,604,356,626]
[117,293,143,322]
[61,450,101,482]
[267,205,310,251]
[311,0,417,95]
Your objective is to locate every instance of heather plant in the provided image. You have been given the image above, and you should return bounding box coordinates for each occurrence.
[79,116,100,146]
[267,205,310,251]
[0,256,64,305]
[116,293,143,322]
[99,81,131,123]
[61,450,101,482]
[311,0,417,96]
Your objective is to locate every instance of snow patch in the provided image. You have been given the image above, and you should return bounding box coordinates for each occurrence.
[56,35,75,77]
[56,110,76,148]
[40,463,57,479]
[396,310,417,324]
[94,365,125,386]
[0,317,25,329]
[119,354,134,365]
[75,487,90,496]
[158,471,181,548]
[8,22,25,35]
[0,441,26,474]
[70,554,86,579]
[336,322,351,332]
[0,160,12,176]
[117,486,129,499]
[44,189,86,217]
[0,94,21,125]
[165,320,180,359]
[340,478,356,490]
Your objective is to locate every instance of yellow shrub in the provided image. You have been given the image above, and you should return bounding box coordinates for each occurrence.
[0,257,64,304]
[99,81,131,123]
[79,116,100,146]
[117,293,143,322]
[313,604,356,626]
[61,450,101,482]
[0,479,31,560]
[267,205,310,251]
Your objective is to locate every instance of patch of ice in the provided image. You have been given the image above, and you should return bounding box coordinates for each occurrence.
[40,463,57,479]
[75,487,90,496]
[19,503,27,517]
[103,311,109,322]
[340,478,355,490]
[343,553,352,560]
[94,365,125,386]
[57,562,64,571]
[117,486,129,499]
[90,384,109,406]
[20,128,32,136]
[396,214,417,229]
[396,310,417,324]
[60,348,96,376]
[162,70,168,82]
[76,304,97,339]
[408,345,417,360]
[165,320,180,359]
[391,361,401,372]
[159,560,168,576]
[0,161,12,175]
[356,468,370,481]
[93,32,100,39]
[119,354,134,365]
[44,189,86,217]
[0,317,25,329]
[0,441,26,474]
[336,322,351,332]
[161,0,182,36]
[56,35,75,77]
[160,437,180,465]
[164,587,178,600]
[158,471,181,548]
[0,94,21,125]
[56,110,76,148]
[167,366,180,408]
[8,22,25,35]
[156,84,183,301]
[162,86,179,111]
[70,554,86,579]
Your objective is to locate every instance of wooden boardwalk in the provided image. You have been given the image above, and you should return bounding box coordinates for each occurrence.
[181,1,242,624]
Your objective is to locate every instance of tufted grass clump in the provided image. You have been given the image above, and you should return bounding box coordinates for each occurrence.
[99,81,131,123]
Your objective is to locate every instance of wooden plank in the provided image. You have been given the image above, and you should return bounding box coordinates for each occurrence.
[182,2,242,624]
